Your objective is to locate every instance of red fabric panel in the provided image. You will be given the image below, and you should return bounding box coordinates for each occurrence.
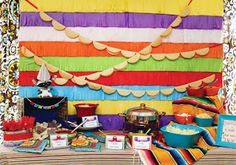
[19,71,222,86]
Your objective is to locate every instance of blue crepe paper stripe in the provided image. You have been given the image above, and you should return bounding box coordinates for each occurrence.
[19,86,186,101]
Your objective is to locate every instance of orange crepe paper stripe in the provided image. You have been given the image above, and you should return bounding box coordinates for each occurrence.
[20,42,223,58]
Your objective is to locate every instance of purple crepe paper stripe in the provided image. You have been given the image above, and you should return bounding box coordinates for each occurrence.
[21,12,223,29]
[67,115,174,130]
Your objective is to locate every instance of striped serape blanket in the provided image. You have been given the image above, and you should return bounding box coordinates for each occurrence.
[138,125,217,165]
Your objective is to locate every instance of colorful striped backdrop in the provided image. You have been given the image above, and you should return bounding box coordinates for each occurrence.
[19,0,223,116]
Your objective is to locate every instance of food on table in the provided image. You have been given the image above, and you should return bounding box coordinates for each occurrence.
[196,113,211,118]
[78,104,90,108]
[174,113,194,124]
[71,134,99,147]
[165,125,200,135]
[71,138,90,147]
[175,113,192,116]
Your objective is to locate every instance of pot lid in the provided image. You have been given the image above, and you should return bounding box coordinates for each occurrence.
[129,110,156,117]
[126,103,158,116]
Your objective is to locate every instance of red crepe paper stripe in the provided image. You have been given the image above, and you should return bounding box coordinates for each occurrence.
[19,71,222,86]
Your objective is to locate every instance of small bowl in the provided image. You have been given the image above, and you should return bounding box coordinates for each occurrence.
[74,103,98,118]
[174,113,194,124]
[195,116,213,127]
[161,124,203,149]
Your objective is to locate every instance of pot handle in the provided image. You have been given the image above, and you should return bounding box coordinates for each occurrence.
[118,113,126,117]
[156,111,166,116]
[161,112,166,116]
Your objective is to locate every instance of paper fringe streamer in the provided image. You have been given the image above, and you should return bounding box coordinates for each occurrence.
[20,1,214,98]
[21,44,211,81]
[37,4,191,58]
[26,97,66,110]
[21,47,216,98]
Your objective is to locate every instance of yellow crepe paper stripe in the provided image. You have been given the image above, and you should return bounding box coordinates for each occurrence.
[21,46,216,98]
[67,100,173,115]
[20,0,223,16]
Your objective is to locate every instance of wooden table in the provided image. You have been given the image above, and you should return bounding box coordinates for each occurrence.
[2,143,236,164]
[0,144,142,165]
[196,147,236,164]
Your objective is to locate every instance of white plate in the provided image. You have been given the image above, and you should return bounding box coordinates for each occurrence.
[78,123,102,130]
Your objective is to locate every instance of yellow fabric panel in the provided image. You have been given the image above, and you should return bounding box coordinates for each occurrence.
[68,100,173,115]
[21,0,223,16]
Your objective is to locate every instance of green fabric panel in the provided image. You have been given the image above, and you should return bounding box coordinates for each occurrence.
[182,96,215,106]
[20,57,222,72]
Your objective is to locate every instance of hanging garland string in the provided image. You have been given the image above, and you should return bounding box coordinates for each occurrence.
[21,44,218,84]
[23,0,193,57]
[20,0,218,99]
[21,0,195,89]
[20,47,216,97]
[26,97,66,110]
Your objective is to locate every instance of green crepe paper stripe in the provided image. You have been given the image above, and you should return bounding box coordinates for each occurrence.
[20,57,222,72]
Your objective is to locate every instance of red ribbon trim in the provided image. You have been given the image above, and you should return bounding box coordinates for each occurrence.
[24,0,38,10]
[53,136,66,141]
[108,136,122,142]
[4,131,33,141]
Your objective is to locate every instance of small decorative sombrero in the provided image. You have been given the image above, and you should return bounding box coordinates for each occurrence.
[36,64,52,87]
